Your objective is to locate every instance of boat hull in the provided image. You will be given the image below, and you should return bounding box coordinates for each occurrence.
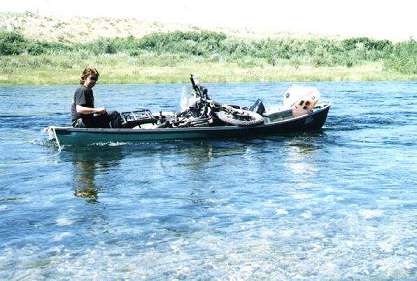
[50,105,330,146]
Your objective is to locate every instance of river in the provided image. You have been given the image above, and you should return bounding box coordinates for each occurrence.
[1,81,417,280]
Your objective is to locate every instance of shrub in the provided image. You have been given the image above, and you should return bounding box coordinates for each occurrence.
[384,40,417,74]
[342,37,393,52]
[0,31,27,55]
[136,31,227,56]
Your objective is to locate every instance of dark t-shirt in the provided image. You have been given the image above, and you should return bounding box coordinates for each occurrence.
[71,86,94,121]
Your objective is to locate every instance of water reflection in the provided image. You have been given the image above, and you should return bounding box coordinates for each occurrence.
[61,136,322,205]
[284,135,323,178]
[129,140,249,171]
[175,140,247,171]
[67,146,123,202]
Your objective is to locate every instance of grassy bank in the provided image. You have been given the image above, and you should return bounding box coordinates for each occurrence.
[1,30,417,85]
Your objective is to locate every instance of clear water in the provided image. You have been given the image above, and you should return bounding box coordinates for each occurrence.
[1,81,417,280]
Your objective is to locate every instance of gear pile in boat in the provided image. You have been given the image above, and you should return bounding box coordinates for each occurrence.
[120,75,266,129]
[120,75,321,129]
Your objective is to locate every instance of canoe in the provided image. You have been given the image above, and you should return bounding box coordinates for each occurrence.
[48,103,330,148]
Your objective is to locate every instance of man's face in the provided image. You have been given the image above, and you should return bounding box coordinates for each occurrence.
[84,74,98,88]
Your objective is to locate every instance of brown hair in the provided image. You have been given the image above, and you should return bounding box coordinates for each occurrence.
[80,67,99,85]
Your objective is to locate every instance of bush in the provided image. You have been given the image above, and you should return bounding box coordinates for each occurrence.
[136,31,227,56]
[342,37,393,52]
[384,40,417,74]
[91,38,118,54]
[0,31,27,55]
[0,31,72,56]
[27,42,46,55]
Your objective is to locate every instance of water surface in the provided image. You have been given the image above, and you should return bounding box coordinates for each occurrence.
[1,81,417,280]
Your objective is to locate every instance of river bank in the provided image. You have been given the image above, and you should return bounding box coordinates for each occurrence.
[0,56,414,85]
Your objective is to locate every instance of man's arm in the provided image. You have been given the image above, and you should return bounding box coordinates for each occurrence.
[76,105,106,115]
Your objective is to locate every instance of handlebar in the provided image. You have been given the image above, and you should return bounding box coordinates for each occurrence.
[190,74,202,97]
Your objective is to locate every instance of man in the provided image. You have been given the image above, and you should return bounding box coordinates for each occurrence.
[71,67,122,128]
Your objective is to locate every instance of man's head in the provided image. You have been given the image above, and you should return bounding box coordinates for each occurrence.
[80,67,99,88]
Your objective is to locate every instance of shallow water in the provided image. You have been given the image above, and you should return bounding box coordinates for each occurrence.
[1,81,417,280]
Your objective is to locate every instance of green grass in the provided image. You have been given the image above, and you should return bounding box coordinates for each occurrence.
[1,30,417,85]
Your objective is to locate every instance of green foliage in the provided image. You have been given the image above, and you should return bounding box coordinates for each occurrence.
[342,37,393,52]
[27,41,70,55]
[1,30,417,78]
[137,31,227,56]
[0,30,72,55]
[0,31,27,55]
[384,40,417,74]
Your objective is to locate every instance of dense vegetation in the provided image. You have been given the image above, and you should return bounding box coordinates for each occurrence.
[1,30,417,84]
